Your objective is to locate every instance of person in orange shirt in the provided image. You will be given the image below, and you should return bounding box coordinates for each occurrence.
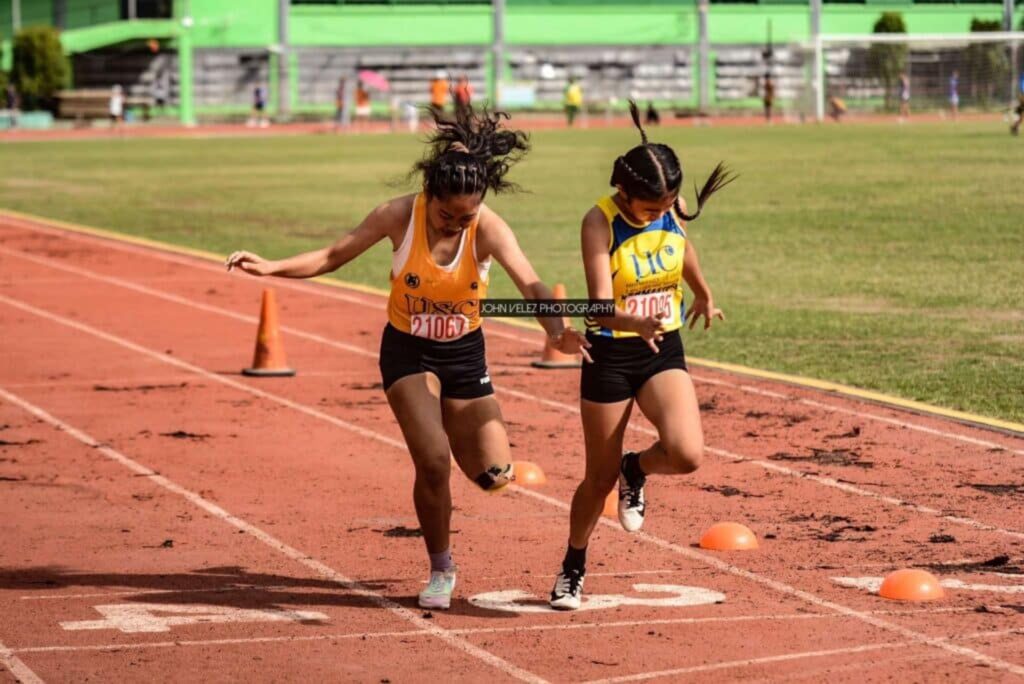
[453,75,473,118]
[354,80,371,124]
[429,71,449,118]
[225,104,590,611]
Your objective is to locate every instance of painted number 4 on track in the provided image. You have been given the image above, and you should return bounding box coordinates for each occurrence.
[60,603,329,633]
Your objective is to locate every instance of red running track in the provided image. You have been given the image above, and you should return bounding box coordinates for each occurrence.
[0,215,1022,682]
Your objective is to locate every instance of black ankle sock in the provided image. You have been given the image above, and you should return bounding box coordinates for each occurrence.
[562,543,587,575]
[622,451,646,486]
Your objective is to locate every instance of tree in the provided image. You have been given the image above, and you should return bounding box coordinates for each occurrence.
[964,18,1010,108]
[868,12,908,111]
[11,26,69,112]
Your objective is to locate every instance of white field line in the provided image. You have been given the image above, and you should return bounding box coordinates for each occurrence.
[834,576,1024,595]
[0,384,546,684]
[0,638,43,684]
[2,246,1021,542]
[8,608,980,656]
[584,627,1024,684]
[2,294,1023,678]
[3,219,1022,455]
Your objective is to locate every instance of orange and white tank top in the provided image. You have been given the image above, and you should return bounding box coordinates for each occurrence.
[387,193,491,341]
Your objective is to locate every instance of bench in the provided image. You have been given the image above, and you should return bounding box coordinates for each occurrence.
[57,90,156,123]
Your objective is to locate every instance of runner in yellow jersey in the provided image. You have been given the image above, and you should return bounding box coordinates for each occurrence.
[550,101,735,610]
[226,104,590,611]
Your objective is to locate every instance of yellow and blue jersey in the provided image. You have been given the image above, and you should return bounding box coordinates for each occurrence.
[585,195,687,339]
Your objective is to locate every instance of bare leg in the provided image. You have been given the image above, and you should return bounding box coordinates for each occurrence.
[568,398,633,549]
[633,369,704,476]
[385,373,452,554]
[442,394,513,490]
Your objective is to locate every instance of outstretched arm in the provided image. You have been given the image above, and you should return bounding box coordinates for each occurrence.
[226,198,405,279]
[681,238,724,330]
[478,208,592,361]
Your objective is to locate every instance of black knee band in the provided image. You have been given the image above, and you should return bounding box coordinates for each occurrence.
[474,463,513,491]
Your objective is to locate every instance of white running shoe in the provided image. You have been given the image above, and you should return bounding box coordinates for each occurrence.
[418,567,457,610]
[618,452,647,532]
[549,568,585,611]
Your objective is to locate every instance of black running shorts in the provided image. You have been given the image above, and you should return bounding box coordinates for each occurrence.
[379,323,494,399]
[580,329,688,403]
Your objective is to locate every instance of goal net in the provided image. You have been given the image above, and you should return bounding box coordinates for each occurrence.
[793,32,1024,120]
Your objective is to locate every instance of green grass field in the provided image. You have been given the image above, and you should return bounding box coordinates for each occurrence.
[2,121,1022,422]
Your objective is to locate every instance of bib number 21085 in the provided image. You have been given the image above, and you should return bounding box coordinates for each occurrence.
[624,292,676,326]
[411,314,470,341]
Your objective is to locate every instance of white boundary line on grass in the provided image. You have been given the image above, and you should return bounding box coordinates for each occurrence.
[0,383,547,684]
[2,293,1023,678]
[2,246,1022,542]
[2,219,1022,455]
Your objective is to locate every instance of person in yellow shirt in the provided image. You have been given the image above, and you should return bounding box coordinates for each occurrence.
[549,101,734,610]
[564,77,583,126]
[226,104,590,611]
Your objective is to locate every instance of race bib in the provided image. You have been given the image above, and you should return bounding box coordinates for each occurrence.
[411,314,470,341]
[624,291,677,327]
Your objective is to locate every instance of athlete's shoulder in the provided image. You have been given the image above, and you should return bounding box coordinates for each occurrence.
[373,193,417,223]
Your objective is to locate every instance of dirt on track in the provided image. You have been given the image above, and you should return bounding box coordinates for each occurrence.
[0,216,1022,683]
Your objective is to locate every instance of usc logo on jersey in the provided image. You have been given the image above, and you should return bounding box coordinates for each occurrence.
[403,294,479,317]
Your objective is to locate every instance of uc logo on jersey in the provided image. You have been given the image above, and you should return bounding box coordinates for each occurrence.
[629,244,678,280]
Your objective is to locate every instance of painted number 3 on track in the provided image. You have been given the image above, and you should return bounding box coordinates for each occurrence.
[469,584,726,614]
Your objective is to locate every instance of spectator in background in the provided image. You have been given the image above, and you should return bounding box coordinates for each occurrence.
[5,83,19,128]
[109,84,124,129]
[429,71,449,119]
[355,80,371,125]
[454,75,473,118]
[333,76,347,131]
[645,100,660,125]
[948,70,959,121]
[564,77,583,127]
[762,73,775,123]
[898,72,910,120]
[249,84,269,128]
[1011,93,1023,136]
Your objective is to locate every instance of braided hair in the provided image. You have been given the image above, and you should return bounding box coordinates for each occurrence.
[611,100,735,222]
[412,101,530,199]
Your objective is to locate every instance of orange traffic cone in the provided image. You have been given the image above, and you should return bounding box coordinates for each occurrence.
[531,283,582,369]
[513,461,547,487]
[602,489,618,518]
[242,288,296,377]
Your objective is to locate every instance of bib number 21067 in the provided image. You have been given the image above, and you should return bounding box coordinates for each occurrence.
[411,314,470,341]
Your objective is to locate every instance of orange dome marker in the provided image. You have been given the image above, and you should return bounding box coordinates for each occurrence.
[879,569,945,602]
[602,489,617,517]
[531,283,582,369]
[513,461,547,487]
[243,288,295,377]
[699,522,759,551]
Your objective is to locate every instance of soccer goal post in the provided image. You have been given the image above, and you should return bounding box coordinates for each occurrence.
[796,32,1024,121]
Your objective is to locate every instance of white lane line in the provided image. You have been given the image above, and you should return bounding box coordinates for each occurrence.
[512,487,1024,678]
[0,385,546,684]
[2,294,1022,678]
[6,608,980,656]
[0,638,43,684]
[20,585,296,601]
[2,249,1022,541]
[584,628,1024,684]
[834,576,1024,595]
[4,220,1022,454]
